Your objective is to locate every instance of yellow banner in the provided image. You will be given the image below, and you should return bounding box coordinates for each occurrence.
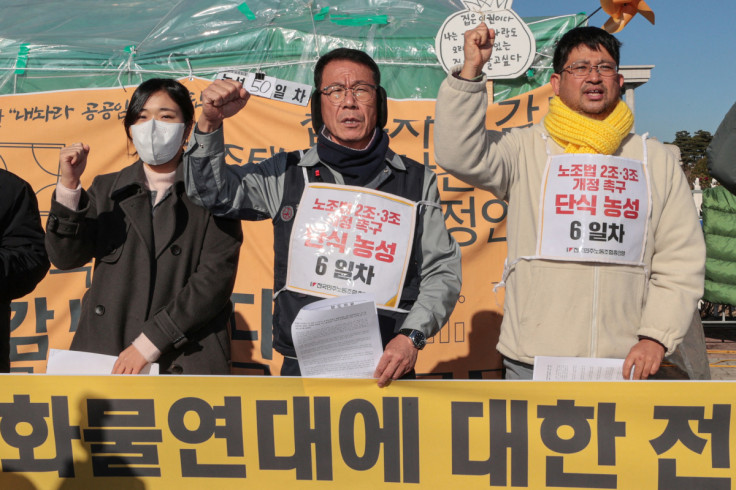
[1,78,553,377]
[0,376,732,488]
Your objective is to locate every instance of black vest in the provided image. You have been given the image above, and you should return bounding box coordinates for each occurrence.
[271,149,425,357]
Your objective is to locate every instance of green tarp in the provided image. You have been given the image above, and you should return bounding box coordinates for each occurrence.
[0,1,583,100]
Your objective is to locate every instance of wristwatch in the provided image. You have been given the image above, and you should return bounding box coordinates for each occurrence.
[399,329,426,350]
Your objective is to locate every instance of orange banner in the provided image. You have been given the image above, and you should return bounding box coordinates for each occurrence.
[1,78,553,377]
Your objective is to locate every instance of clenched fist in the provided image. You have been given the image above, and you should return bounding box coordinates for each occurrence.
[198,79,251,133]
[459,23,495,81]
[58,142,90,189]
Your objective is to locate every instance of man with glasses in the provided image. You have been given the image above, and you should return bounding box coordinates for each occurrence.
[184,48,461,386]
[434,26,705,380]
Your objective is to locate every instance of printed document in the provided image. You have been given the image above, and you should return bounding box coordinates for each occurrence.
[533,356,627,381]
[292,293,383,378]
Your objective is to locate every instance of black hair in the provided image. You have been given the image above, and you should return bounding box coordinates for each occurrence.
[310,48,388,132]
[553,26,622,74]
[123,78,194,139]
[314,48,381,89]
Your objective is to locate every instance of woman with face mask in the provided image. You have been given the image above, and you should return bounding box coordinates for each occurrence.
[45,78,243,374]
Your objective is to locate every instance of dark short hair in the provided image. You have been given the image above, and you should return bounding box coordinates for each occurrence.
[313,48,381,89]
[123,78,194,139]
[553,26,622,74]
[310,48,387,131]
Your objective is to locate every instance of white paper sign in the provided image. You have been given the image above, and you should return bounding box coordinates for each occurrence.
[292,293,383,378]
[435,0,535,79]
[46,349,159,375]
[533,356,628,381]
[215,70,312,106]
[286,183,416,310]
[537,153,650,265]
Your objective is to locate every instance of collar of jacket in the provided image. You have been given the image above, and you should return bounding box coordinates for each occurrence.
[108,160,185,201]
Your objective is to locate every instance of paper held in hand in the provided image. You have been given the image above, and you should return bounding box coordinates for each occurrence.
[292,293,383,378]
[533,356,628,381]
[46,348,159,375]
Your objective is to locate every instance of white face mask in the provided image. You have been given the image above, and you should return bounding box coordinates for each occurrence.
[130,118,186,166]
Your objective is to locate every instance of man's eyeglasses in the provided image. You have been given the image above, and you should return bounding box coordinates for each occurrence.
[560,62,618,78]
[320,83,378,104]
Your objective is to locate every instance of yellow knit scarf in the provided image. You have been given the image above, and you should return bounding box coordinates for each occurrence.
[544,96,634,154]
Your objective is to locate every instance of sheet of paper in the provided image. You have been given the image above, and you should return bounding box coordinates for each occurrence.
[292,293,383,378]
[533,356,627,381]
[46,348,159,375]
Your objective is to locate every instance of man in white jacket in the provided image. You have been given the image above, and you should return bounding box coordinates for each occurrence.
[434,24,705,380]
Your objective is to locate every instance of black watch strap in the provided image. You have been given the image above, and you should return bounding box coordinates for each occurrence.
[399,329,426,350]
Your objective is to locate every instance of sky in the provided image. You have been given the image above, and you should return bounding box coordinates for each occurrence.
[510,0,734,143]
